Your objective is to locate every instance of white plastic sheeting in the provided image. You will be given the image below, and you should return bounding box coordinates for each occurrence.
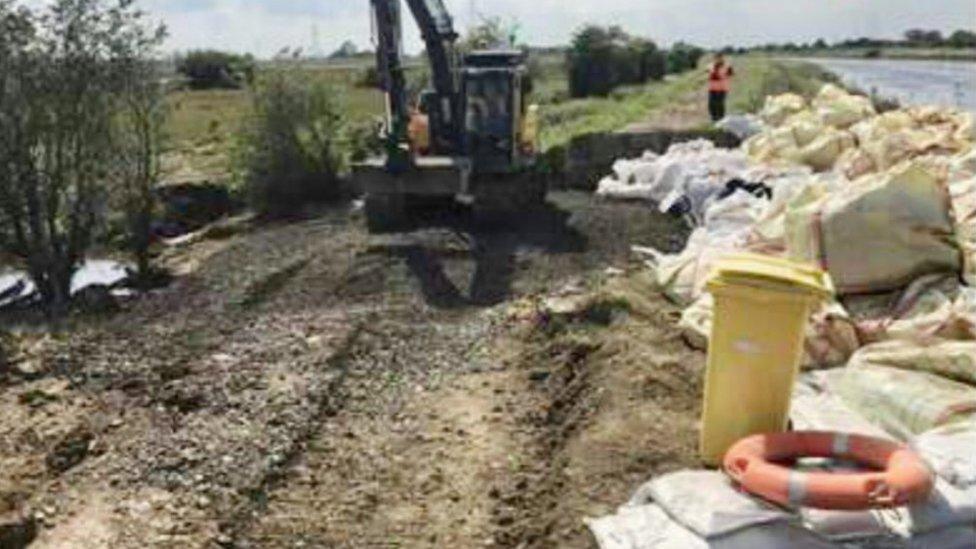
[717,114,765,140]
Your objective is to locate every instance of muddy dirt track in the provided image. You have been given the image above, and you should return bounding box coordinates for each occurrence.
[1,192,705,548]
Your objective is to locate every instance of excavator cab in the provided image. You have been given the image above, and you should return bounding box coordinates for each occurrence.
[356,0,545,231]
[460,50,534,174]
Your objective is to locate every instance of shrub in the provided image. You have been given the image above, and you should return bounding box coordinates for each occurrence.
[357,65,382,88]
[345,118,384,163]
[238,69,345,218]
[176,50,255,90]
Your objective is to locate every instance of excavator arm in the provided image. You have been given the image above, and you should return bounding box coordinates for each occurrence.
[370,0,460,158]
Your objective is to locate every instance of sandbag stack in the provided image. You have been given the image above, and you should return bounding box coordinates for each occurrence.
[591,84,976,548]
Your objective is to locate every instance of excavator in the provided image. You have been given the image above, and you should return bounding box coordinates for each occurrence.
[355,0,545,231]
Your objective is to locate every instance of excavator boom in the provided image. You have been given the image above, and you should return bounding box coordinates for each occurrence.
[370,0,460,156]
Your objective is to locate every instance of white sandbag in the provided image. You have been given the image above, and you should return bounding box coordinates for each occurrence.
[800,478,976,547]
[716,114,765,140]
[597,141,749,222]
[800,508,889,545]
[750,172,842,253]
[950,174,976,286]
[745,126,805,166]
[589,471,837,549]
[785,162,961,295]
[842,339,976,386]
[798,129,856,172]
[648,191,765,304]
[643,471,791,538]
[597,176,660,202]
[759,93,807,127]
[856,278,976,345]
[887,479,976,536]
[791,377,892,439]
[913,420,976,488]
[832,363,976,440]
[835,147,878,180]
[587,504,707,549]
[812,84,876,129]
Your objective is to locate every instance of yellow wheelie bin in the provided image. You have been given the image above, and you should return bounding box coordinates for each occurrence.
[700,254,835,466]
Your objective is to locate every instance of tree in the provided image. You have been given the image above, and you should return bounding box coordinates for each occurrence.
[904,29,944,46]
[567,25,665,97]
[110,29,168,289]
[237,64,346,218]
[947,29,976,48]
[568,26,618,97]
[176,50,255,89]
[667,42,705,74]
[813,38,828,50]
[329,40,359,59]
[0,0,165,317]
[636,40,666,81]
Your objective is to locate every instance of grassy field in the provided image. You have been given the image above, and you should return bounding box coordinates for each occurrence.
[163,63,386,184]
[161,56,838,184]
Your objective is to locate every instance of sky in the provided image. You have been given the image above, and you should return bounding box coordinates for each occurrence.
[94,0,976,58]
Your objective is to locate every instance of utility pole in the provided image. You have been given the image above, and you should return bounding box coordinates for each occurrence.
[310,24,324,59]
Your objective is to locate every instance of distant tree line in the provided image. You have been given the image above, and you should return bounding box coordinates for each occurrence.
[568,25,704,98]
[739,28,976,53]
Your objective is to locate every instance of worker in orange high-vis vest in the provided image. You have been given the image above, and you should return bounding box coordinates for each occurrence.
[707,53,734,122]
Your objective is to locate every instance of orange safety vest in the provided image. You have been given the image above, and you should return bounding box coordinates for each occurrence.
[709,63,733,93]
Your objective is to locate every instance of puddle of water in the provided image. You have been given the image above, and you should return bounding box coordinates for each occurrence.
[0,260,129,307]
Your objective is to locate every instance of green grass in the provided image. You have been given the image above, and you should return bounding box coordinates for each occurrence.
[162,56,839,184]
[727,56,840,114]
[538,72,703,151]
[538,56,838,150]
[163,64,387,183]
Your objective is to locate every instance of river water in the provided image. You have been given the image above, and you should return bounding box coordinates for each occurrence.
[795,57,976,115]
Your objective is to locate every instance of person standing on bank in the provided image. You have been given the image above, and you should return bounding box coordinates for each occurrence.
[708,53,734,122]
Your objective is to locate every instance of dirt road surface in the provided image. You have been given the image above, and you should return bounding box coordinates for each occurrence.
[1,192,705,548]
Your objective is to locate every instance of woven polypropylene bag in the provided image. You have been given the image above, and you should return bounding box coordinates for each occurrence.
[785,162,961,295]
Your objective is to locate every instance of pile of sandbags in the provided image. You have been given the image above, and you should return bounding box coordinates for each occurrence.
[745,85,974,177]
[746,86,873,172]
[612,84,976,368]
[589,467,976,549]
[596,140,750,223]
[595,84,976,546]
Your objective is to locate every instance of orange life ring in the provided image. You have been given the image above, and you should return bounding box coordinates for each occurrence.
[724,431,934,510]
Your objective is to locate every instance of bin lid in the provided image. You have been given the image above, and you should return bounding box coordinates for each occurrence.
[706,253,835,300]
